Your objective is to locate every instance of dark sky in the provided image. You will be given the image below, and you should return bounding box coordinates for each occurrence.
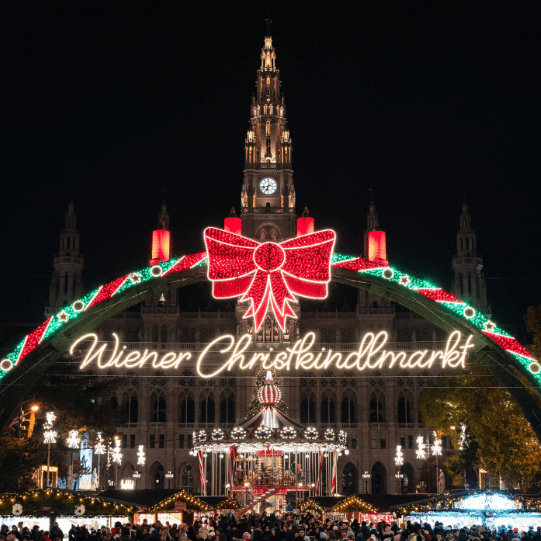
[1,4,540,338]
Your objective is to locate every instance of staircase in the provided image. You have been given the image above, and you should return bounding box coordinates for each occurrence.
[235,488,276,516]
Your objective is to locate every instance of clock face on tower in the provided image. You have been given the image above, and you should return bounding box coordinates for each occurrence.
[259,178,277,195]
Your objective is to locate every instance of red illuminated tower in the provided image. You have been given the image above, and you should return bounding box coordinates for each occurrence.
[240,35,296,241]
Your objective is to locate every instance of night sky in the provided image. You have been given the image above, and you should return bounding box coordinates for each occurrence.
[1,5,540,339]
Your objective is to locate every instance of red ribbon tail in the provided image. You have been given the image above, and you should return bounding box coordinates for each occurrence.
[242,271,271,331]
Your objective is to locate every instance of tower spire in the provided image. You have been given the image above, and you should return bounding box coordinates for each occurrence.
[240,34,296,241]
[46,202,84,314]
[451,203,491,316]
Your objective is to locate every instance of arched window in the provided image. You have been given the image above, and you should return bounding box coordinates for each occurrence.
[110,395,119,410]
[369,391,385,423]
[400,462,415,494]
[320,329,327,343]
[327,329,335,343]
[151,462,164,489]
[122,390,138,424]
[300,392,316,424]
[200,392,215,424]
[152,324,158,343]
[160,324,167,343]
[371,461,386,495]
[341,390,356,424]
[178,391,195,424]
[220,392,236,425]
[320,393,336,424]
[180,463,194,493]
[150,390,166,423]
[397,393,413,424]
[342,462,357,495]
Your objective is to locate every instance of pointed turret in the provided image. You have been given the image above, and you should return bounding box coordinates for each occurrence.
[46,202,84,314]
[451,203,491,316]
[241,32,296,240]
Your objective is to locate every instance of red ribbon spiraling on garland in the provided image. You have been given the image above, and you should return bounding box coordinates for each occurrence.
[204,228,335,331]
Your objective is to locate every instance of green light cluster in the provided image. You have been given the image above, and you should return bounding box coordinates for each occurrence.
[115,257,181,296]
[360,266,439,290]
[331,253,357,264]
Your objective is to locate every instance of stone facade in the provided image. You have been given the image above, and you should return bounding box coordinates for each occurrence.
[49,36,489,497]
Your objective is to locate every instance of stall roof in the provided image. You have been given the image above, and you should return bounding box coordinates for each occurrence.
[305,494,433,513]
[101,489,194,509]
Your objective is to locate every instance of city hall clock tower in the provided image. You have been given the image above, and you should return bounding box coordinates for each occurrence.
[241,35,296,241]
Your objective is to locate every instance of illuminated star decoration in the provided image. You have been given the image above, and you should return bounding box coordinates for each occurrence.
[129,272,142,284]
[394,445,404,466]
[415,436,427,459]
[94,432,106,455]
[483,320,496,332]
[44,429,57,444]
[67,430,80,449]
[204,227,335,331]
[58,311,69,322]
[399,275,411,286]
[44,411,56,444]
[112,439,123,464]
[137,445,146,466]
[431,431,442,456]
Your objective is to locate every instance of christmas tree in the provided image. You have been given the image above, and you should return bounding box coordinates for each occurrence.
[246,367,288,417]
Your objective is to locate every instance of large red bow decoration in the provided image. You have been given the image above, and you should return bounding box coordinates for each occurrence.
[204,228,335,331]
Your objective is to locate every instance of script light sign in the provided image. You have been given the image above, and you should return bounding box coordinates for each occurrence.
[71,330,474,377]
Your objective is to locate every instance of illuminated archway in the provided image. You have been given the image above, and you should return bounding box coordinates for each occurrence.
[0,249,539,441]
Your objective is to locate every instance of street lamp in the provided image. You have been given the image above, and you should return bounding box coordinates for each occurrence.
[111,436,123,488]
[394,445,404,495]
[133,470,142,489]
[66,430,81,490]
[43,411,57,488]
[94,433,106,490]
[244,481,250,506]
[431,431,442,493]
[165,470,174,489]
[225,483,230,497]
[362,471,371,494]
[395,471,404,494]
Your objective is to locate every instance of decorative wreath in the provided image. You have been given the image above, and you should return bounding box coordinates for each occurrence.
[304,427,318,441]
[12,504,23,516]
[198,430,207,442]
[75,504,85,516]
[231,427,246,441]
[212,428,225,441]
[338,430,347,443]
[280,427,297,440]
[324,428,335,441]
[255,426,271,439]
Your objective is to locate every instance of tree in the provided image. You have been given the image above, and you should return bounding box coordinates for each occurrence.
[0,434,42,492]
[418,364,541,489]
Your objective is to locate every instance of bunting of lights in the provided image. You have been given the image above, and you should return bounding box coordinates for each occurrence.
[1,240,538,388]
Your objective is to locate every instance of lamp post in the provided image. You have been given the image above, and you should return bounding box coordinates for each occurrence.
[244,482,249,507]
[394,445,404,495]
[133,470,142,489]
[311,483,315,497]
[225,483,230,497]
[165,470,174,489]
[431,431,442,493]
[67,430,80,490]
[111,436,123,488]
[362,471,371,494]
[43,411,57,488]
[395,472,404,494]
[94,433,106,490]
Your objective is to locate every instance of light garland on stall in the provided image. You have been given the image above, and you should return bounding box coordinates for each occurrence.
[332,495,378,514]
[0,489,133,516]
[149,490,208,512]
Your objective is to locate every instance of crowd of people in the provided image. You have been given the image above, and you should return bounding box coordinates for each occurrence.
[2,512,541,541]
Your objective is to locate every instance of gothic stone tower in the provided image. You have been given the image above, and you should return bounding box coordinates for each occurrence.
[241,36,296,241]
[451,203,490,316]
[46,202,84,315]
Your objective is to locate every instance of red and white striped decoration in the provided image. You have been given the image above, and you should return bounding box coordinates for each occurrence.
[258,383,281,406]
